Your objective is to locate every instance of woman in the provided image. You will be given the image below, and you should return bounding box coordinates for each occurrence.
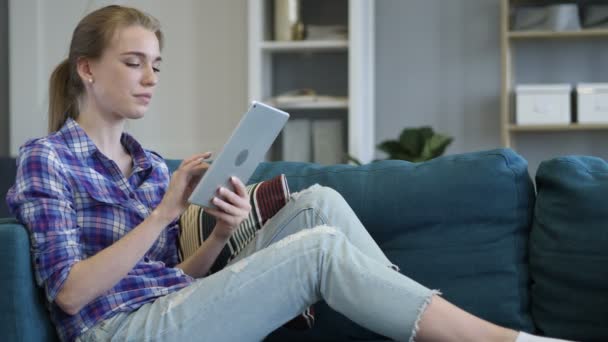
[7,5,570,342]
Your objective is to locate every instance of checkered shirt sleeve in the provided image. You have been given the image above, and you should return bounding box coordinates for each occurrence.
[7,141,83,302]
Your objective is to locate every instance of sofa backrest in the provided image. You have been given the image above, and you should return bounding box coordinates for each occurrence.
[0,218,59,341]
[252,148,536,341]
[0,157,17,217]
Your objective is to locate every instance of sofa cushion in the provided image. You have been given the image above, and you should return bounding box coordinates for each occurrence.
[530,156,608,341]
[254,148,535,341]
[0,218,59,341]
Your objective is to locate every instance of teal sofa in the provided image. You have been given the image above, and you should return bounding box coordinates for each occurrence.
[1,148,606,341]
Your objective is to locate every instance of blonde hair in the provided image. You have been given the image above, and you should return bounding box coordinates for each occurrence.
[48,5,163,133]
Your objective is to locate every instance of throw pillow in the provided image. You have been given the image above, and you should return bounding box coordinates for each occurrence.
[178,174,314,330]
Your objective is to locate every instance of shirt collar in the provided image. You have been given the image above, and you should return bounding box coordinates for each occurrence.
[121,131,152,172]
[59,117,152,172]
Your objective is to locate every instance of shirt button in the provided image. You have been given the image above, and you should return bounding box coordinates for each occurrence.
[129,193,136,199]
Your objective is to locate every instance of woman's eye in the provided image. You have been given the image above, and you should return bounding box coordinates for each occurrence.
[125,62,140,68]
[153,67,161,73]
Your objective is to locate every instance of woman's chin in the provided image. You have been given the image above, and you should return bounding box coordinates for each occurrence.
[125,108,147,120]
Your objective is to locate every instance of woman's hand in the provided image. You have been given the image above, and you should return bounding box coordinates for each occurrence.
[205,176,252,241]
[157,152,211,221]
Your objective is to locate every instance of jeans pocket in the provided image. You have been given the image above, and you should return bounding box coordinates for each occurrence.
[76,323,110,342]
[77,314,125,342]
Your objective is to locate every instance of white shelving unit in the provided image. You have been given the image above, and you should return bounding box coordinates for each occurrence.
[248,0,375,164]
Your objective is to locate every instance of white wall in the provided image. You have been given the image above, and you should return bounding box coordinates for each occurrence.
[375,0,501,158]
[9,0,247,158]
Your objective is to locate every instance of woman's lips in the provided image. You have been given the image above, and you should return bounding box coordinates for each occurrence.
[134,94,151,104]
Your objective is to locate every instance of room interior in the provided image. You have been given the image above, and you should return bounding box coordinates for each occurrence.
[2,0,607,173]
[1,1,607,341]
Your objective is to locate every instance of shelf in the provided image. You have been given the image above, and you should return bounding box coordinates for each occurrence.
[509,29,608,39]
[260,40,348,52]
[509,123,608,132]
[265,98,348,110]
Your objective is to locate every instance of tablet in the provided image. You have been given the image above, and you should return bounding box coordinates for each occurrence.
[188,101,290,209]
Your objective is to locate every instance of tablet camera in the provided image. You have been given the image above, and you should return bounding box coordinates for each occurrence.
[235,149,249,167]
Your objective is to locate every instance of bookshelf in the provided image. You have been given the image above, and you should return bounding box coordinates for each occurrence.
[500,0,608,148]
[248,0,374,164]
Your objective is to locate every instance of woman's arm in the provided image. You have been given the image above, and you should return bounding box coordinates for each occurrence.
[55,153,211,315]
[176,176,251,278]
[175,230,230,278]
[55,208,173,315]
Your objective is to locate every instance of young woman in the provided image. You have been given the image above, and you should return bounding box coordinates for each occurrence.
[7,5,570,342]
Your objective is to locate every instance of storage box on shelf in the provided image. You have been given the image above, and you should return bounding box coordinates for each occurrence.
[576,83,608,124]
[511,4,581,32]
[515,84,571,125]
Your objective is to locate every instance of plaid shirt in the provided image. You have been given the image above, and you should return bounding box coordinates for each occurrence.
[6,118,193,342]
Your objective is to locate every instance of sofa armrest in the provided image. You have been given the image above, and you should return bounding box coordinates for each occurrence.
[0,218,58,341]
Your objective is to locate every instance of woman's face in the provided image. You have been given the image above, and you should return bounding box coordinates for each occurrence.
[86,25,161,120]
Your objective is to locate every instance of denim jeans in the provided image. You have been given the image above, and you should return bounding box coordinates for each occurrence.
[77,185,435,342]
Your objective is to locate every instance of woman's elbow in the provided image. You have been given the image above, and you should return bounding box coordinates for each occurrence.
[55,288,83,315]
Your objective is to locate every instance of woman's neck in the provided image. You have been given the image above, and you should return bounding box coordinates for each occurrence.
[76,111,128,162]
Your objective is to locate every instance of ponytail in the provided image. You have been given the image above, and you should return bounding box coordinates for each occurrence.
[48,59,79,133]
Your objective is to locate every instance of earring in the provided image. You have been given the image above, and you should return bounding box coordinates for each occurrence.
[88,78,93,83]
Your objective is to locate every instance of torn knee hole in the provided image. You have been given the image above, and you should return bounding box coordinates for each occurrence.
[274,225,339,249]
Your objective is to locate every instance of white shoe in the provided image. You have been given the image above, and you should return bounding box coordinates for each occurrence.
[516,332,576,342]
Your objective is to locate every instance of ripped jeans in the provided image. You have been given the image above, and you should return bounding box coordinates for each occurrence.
[77,185,436,342]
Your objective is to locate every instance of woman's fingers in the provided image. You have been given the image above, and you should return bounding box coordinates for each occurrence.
[211,195,247,217]
[204,179,252,235]
[217,186,248,208]
[180,152,212,167]
[230,177,247,197]
[204,206,240,225]
[180,158,210,179]
[188,160,210,173]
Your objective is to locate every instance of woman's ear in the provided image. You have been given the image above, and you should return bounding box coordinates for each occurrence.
[75,56,94,84]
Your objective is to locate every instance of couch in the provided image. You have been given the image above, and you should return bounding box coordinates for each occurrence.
[1,148,606,341]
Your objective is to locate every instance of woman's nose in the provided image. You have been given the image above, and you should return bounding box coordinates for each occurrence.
[142,65,158,86]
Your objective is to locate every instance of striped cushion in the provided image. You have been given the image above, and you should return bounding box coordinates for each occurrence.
[178,174,314,329]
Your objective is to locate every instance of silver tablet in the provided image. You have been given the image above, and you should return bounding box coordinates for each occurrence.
[188,101,290,209]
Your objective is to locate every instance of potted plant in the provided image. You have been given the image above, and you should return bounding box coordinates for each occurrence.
[348,126,453,164]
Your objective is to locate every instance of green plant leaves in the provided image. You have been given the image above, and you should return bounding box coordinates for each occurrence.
[378,126,453,162]
[398,128,422,156]
[346,127,453,164]
[377,141,404,157]
[421,134,453,161]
